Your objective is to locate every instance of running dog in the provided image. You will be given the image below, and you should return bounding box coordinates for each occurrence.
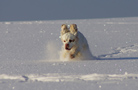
[60,24,94,60]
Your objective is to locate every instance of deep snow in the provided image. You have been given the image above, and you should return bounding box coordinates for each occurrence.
[0,17,138,90]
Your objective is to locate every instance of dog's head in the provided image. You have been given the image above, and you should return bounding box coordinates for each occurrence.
[61,33,77,50]
[60,24,78,50]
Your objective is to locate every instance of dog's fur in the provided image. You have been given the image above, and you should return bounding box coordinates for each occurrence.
[60,24,70,36]
[60,24,94,60]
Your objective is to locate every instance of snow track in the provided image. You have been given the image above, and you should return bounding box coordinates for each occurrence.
[0,73,138,83]
[99,44,138,58]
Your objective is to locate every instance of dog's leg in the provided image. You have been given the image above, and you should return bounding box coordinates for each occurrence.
[70,47,80,59]
[62,50,68,58]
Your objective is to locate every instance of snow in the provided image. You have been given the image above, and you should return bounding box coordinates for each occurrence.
[0,17,138,90]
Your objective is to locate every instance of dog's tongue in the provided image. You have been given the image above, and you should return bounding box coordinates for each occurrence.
[65,44,70,50]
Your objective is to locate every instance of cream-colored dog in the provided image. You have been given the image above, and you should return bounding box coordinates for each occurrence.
[60,24,94,60]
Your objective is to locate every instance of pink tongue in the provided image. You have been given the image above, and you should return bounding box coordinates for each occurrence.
[65,44,70,50]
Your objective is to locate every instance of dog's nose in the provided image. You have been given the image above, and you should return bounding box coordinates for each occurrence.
[65,44,69,48]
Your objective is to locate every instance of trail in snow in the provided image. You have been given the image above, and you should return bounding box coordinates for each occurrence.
[0,73,138,83]
[98,44,138,58]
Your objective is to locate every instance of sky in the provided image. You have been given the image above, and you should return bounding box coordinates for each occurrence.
[0,0,138,21]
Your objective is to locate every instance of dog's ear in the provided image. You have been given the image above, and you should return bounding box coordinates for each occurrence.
[70,24,78,36]
[61,24,70,36]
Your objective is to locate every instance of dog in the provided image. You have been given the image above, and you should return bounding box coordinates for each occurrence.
[60,24,94,60]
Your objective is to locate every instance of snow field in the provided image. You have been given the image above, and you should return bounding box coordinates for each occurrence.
[0,17,138,90]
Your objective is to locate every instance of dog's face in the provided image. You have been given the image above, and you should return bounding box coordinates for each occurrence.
[61,33,77,50]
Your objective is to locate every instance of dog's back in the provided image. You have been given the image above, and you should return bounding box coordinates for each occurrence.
[76,31,94,60]
[77,31,88,49]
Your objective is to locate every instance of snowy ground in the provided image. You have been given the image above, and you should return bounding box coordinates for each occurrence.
[0,17,138,90]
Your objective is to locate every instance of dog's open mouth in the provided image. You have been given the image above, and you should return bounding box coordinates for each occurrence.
[65,44,71,50]
[65,47,71,50]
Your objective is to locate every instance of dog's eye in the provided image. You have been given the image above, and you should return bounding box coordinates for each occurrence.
[69,39,75,42]
[64,40,66,42]
[69,40,72,42]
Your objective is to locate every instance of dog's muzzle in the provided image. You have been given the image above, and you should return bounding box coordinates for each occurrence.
[65,44,70,50]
